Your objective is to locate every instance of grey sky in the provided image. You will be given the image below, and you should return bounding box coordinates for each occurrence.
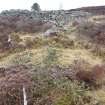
[0,0,105,12]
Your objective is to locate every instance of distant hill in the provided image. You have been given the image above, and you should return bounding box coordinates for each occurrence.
[70,6,105,15]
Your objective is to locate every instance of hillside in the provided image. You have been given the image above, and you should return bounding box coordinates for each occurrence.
[0,5,105,105]
[70,6,105,15]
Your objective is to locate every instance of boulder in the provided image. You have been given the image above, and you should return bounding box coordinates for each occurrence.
[44,25,58,37]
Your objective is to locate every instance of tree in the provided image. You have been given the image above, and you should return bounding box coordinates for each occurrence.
[31,3,41,12]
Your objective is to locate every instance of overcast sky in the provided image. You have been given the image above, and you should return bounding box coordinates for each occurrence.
[0,0,105,12]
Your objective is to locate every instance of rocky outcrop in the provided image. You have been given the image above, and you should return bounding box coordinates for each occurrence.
[0,9,92,26]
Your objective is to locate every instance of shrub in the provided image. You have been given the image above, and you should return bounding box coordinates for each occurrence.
[0,34,10,50]
[24,36,45,48]
[71,58,91,72]
[43,47,60,68]
[24,37,34,48]
[32,36,45,48]
[10,33,22,43]
[91,65,105,86]
[77,20,95,38]
[54,81,93,105]
[76,65,105,87]
[46,33,75,48]
[90,45,105,57]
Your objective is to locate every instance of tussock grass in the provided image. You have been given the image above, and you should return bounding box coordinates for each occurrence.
[0,48,103,69]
